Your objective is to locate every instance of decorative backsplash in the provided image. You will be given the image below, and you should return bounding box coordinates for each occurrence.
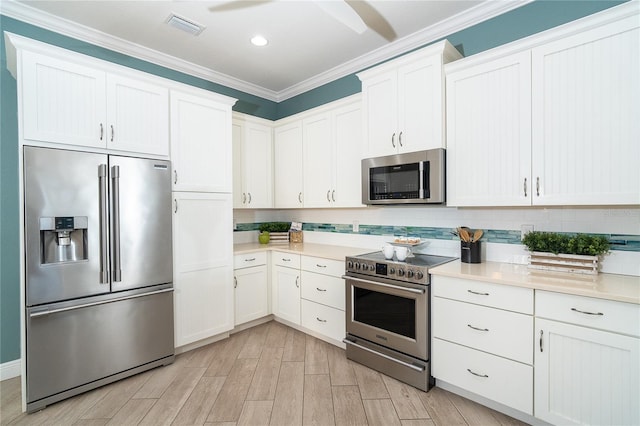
[235,222,639,252]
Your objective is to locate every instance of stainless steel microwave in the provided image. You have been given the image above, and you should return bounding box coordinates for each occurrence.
[361,148,445,205]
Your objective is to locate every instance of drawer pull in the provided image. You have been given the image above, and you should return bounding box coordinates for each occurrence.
[467,289,490,296]
[467,324,489,332]
[316,264,327,268]
[467,368,488,378]
[244,258,256,262]
[571,307,604,316]
[282,258,291,262]
[316,317,327,323]
[316,287,327,292]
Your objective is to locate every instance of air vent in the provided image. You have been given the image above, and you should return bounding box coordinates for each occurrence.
[166,13,206,36]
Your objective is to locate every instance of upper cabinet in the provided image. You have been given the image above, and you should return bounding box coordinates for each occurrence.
[358,41,462,158]
[170,89,235,193]
[232,114,273,208]
[16,45,169,156]
[446,6,640,207]
[274,120,304,208]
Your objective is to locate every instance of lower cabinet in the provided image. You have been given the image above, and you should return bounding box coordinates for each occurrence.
[173,192,233,347]
[271,252,301,324]
[534,291,640,425]
[233,252,269,326]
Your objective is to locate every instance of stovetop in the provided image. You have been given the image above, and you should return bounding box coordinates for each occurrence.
[345,252,456,285]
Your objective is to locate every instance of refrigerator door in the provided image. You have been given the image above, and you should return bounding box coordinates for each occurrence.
[24,147,110,306]
[109,156,173,291]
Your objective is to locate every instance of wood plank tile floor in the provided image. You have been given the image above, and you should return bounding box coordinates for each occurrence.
[0,321,528,425]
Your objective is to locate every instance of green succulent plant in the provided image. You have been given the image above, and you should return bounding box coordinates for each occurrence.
[258,222,291,233]
[522,231,610,256]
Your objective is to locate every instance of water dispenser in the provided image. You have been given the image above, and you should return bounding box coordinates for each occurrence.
[39,216,88,264]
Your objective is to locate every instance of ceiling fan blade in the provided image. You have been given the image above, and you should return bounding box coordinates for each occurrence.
[315,0,367,34]
[208,0,272,13]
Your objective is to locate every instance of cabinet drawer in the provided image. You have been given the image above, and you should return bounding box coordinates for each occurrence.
[272,251,301,269]
[432,276,533,314]
[234,251,267,269]
[432,338,533,415]
[536,291,640,337]
[301,256,344,277]
[433,297,533,364]
[301,271,345,310]
[301,299,345,342]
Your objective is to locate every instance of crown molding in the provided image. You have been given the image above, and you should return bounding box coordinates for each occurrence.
[1,0,531,103]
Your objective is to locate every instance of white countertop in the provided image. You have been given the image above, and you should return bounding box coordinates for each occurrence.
[234,242,370,262]
[430,260,640,305]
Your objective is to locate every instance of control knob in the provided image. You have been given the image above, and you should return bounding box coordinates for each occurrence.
[397,269,405,277]
[368,264,375,272]
[416,271,424,280]
[389,267,395,275]
[354,262,360,270]
[406,270,414,278]
[347,261,353,269]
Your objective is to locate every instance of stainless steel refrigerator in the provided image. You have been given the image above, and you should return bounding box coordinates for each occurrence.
[24,146,175,412]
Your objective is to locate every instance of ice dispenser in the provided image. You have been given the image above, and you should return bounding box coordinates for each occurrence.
[40,216,88,264]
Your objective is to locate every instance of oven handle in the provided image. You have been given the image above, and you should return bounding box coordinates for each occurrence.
[342,275,425,295]
[343,338,425,372]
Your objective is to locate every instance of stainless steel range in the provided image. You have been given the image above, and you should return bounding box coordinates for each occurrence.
[343,251,455,391]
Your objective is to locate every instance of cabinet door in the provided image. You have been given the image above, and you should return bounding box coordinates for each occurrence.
[21,50,107,148]
[274,121,304,207]
[170,91,232,192]
[531,17,640,205]
[397,55,444,152]
[106,74,169,156]
[272,265,301,324]
[535,318,640,425]
[361,71,397,157]
[333,102,363,207]
[173,192,233,347]
[303,113,334,207]
[446,52,532,206]
[243,122,273,208]
[232,120,245,208]
[234,265,269,325]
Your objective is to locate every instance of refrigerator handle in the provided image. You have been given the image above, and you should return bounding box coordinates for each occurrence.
[111,165,122,282]
[98,164,109,284]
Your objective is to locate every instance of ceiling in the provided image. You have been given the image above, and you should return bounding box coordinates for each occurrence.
[3,0,529,101]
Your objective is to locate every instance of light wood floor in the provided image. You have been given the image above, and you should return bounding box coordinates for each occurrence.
[1,320,528,425]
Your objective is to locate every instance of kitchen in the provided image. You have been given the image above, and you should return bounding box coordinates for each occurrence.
[1,0,639,424]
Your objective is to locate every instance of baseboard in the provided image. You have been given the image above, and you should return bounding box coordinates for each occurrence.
[0,359,21,381]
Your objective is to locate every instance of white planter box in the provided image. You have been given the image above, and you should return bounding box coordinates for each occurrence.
[269,232,289,244]
[528,252,599,275]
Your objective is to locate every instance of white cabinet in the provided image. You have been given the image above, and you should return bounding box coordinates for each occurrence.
[302,100,363,207]
[271,252,301,324]
[432,275,534,415]
[233,252,269,326]
[273,121,304,208]
[170,90,235,193]
[172,192,234,347]
[19,48,169,156]
[445,51,532,206]
[446,11,640,207]
[534,291,640,425]
[232,115,273,208]
[531,15,640,205]
[358,41,462,157]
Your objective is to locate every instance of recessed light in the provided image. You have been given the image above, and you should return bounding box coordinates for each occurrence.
[251,35,268,47]
[166,13,206,36]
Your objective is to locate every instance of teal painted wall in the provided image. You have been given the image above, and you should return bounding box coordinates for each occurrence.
[0,0,627,364]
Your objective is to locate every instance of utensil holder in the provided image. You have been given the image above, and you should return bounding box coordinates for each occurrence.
[461,241,481,263]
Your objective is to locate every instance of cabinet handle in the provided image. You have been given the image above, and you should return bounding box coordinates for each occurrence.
[100,123,104,141]
[174,199,178,213]
[295,276,299,288]
[467,289,489,296]
[399,131,403,147]
[174,170,178,185]
[467,369,488,378]
[539,330,543,352]
[110,125,114,142]
[391,132,396,148]
[244,258,256,262]
[247,192,252,204]
[242,193,246,204]
[571,307,604,316]
[327,190,331,202]
[331,190,335,202]
[316,317,327,323]
[298,192,303,203]
[523,178,527,197]
[234,277,238,289]
[316,264,327,268]
[467,324,489,332]
[282,258,291,262]
[316,287,327,292]
[536,177,540,197]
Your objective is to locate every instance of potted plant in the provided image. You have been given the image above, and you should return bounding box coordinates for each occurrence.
[521,231,610,275]
[258,222,291,244]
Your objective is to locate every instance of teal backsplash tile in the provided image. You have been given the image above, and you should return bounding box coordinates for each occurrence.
[234,222,639,252]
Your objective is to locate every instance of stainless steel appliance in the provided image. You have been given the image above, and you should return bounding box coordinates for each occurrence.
[343,251,454,391]
[24,146,175,412]
[361,149,445,205]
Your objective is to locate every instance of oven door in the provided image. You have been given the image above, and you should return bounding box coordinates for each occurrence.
[345,274,429,360]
